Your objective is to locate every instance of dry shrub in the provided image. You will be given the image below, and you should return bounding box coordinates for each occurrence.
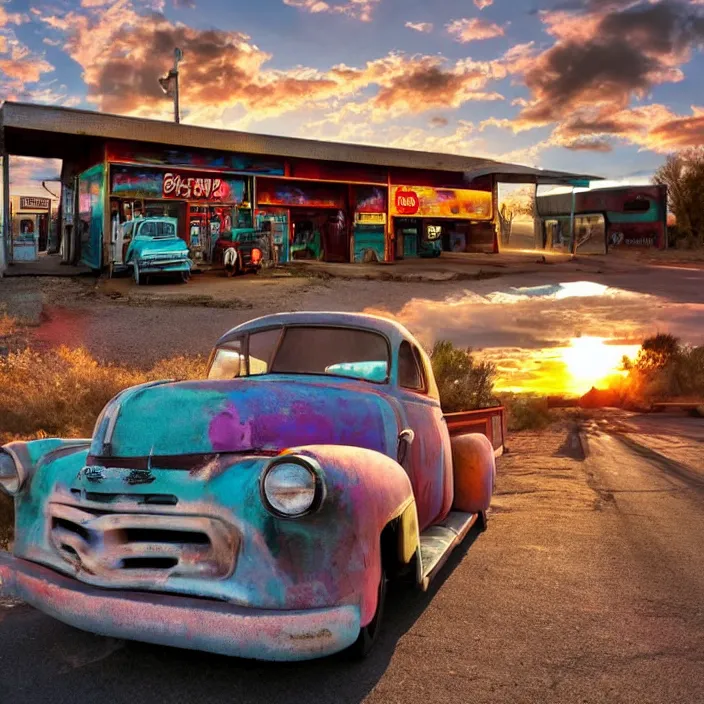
[0,314,16,338]
[619,334,704,406]
[0,345,206,548]
[500,394,553,432]
[0,346,207,442]
[431,340,498,412]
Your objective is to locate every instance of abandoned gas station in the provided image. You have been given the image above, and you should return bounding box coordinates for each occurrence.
[0,102,599,276]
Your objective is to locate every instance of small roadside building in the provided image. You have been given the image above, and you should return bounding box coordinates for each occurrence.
[0,102,599,273]
[536,185,667,253]
[8,194,52,262]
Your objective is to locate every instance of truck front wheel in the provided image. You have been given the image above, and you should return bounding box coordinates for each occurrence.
[349,567,387,659]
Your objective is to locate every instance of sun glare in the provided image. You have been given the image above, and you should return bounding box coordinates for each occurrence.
[561,337,640,395]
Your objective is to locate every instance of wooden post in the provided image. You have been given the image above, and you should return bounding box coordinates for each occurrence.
[1,152,9,275]
[386,171,393,262]
[570,187,577,256]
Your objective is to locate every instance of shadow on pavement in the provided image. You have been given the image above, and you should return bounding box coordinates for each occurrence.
[2,528,483,704]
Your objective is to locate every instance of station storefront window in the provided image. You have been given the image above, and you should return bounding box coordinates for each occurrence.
[109,164,252,265]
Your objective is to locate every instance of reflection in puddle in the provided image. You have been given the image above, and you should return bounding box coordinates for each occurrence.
[492,337,642,396]
[367,280,704,397]
[486,281,611,304]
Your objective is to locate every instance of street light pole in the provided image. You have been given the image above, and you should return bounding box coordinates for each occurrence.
[159,48,183,124]
[173,48,182,124]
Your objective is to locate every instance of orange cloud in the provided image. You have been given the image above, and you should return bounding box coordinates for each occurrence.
[7,156,62,199]
[447,17,505,42]
[491,0,704,152]
[474,0,494,8]
[0,7,54,94]
[38,2,505,127]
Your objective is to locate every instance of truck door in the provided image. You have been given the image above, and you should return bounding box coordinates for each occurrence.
[396,341,454,531]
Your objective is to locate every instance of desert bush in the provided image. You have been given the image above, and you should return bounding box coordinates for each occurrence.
[620,334,704,404]
[500,394,553,432]
[0,344,207,548]
[430,340,498,412]
[0,345,208,443]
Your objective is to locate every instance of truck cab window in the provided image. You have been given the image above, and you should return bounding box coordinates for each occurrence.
[399,341,425,391]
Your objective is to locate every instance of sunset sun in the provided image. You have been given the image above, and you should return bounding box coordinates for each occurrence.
[561,337,640,395]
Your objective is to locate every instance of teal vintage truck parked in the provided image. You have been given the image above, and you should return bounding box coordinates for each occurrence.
[114,217,192,284]
[0,313,503,662]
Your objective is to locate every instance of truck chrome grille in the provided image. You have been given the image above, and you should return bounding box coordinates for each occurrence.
[48,502,237,583]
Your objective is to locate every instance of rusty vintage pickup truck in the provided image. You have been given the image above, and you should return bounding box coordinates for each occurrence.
[0,312,502,661]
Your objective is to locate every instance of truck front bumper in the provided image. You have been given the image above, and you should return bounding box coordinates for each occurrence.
[0,553,360,661]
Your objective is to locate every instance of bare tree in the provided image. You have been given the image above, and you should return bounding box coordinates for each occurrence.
[654,147,704,247]
[498,187,536,246]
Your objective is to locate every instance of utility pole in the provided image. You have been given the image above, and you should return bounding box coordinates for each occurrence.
[159,48,183,123]
[173,48,182,124]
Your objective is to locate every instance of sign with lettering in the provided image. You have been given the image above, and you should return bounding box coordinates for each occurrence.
[390,186,492,220]
[394,188,420,215]
[163,171,223,200]
[20,196,51,210]
[607,222,664,249]
[110,166,247,204]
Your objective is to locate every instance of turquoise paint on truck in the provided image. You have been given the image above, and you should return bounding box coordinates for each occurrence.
[0,312,498,661]
[124,217,192,282]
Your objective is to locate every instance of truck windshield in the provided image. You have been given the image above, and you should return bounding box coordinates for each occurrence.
[137,221,177,239]
[208,326,390,384]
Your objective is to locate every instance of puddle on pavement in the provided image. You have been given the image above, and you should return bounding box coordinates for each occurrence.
[366,280,704,397]
[23,279,704,398]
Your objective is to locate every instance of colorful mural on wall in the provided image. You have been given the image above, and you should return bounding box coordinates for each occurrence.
[390,186,492,220]
[537,186,667,250]
[354,186,387,214]
[106,143,285,175]
[111,166,248,203]
[257,179,345,209]
[78,164,104,270]
[607,222,664,249]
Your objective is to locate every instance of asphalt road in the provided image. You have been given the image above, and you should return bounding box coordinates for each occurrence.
[1,421,702,704]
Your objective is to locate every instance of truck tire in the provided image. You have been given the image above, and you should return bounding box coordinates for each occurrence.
[450,433,496,516]
[349,567,386,659]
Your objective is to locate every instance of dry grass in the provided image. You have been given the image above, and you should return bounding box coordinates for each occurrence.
[0,346,208,443]
[0,340,207,549]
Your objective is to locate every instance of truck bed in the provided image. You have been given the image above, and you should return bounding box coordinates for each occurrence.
[444,406,506,457]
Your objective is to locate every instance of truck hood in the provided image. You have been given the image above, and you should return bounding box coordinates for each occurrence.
[90,377,398,459]
[129,238,189,259]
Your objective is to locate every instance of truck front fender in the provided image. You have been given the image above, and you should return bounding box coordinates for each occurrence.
[284,444,419,626]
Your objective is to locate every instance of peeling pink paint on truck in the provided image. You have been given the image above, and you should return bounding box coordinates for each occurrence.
[0,312,499,661]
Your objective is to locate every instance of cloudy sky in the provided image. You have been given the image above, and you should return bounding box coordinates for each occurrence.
[1,0,703,191]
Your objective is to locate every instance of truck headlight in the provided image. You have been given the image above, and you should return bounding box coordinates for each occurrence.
[260,457,323,518]
[0,449,23,497]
